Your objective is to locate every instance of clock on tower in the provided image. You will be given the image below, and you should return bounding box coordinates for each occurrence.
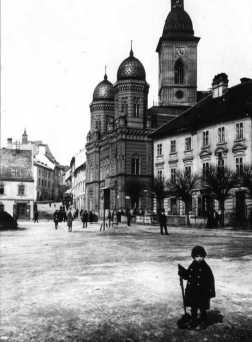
[171,0,184,9]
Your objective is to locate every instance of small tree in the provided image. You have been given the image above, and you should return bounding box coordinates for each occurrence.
[151,177,166,213]
[124,178,143,210]
[204,166,238,227]
[242,165,252,198]
[166,171,199,226]
[242,165,252,224]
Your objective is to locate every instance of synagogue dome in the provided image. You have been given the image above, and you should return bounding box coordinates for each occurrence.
[117,49,146,82]
[93,74,114,101]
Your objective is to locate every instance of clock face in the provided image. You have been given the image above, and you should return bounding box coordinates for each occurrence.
[176,47,185,56]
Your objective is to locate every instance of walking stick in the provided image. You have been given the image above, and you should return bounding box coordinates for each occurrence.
[179,275,187,315]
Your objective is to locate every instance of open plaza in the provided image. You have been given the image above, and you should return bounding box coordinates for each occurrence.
[0,221,252,341]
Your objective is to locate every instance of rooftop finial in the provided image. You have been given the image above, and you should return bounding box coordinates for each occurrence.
[130,40,134,57]
[104,65,108,80]
[171,0,184,10]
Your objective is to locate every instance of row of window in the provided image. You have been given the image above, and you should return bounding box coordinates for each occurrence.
[38,178,51,187]
[38,168,52,178]
[0,184,25,196]
[157,157,245,181]
[157,123,244,156]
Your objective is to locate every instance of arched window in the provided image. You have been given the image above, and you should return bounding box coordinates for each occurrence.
[174,59,184,84]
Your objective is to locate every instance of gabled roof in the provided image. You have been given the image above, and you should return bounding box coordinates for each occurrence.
[150,79,252,139]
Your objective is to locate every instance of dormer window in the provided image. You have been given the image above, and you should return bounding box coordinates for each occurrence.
[174,59,184,84]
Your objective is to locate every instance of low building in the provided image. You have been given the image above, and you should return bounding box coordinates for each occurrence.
[151,75,252,224]
[6,131,66,203]
[67,149,86,211]
[0,147,34,220]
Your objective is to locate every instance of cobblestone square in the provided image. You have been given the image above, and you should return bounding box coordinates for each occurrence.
[0,221,252,341]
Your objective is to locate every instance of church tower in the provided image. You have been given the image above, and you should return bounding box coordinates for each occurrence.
[157,0,200,107]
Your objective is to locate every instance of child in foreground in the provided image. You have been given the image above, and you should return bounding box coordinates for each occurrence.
[178,246,215,330]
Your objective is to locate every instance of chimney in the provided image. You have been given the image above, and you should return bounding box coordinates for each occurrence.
[212,73,229,98]
[240,77,252,84]
[7,138,12,147]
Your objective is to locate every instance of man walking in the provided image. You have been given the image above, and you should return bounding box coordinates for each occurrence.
[159,209,168,235]
[81,210,88,228]
[67,210,73,232]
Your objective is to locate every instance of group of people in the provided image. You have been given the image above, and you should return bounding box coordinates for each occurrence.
[52,208,96,232]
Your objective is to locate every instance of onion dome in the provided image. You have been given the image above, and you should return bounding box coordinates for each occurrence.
[93,74,114,101]
[117,49,146,82]
[162,7,194,39]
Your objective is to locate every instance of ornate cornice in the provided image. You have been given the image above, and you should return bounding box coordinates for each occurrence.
[90,102,114,112]
[199,146,212,159]
[232,140,247,154]
[215,143,228,156]
[114,81,149,94]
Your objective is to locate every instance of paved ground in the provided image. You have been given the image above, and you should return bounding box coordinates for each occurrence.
[0,221,252,342]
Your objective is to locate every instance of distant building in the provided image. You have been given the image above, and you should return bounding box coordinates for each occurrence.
[4,130,66,203]
[70,150,86,211]
[0,147,34,220]
[151,75,252,223]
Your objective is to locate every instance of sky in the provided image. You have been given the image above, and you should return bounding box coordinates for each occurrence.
[2,0,252,165]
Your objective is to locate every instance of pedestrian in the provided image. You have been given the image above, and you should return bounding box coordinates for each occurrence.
[53,210,59,230]
[116,210,121,224]
[89,210,93,223]
[33,211,39,223]
[107,210,112,228]
[178,246,216,330]
[126,208,131,226]
[67,210,73,232]
[81,210,88,228]
[159,209,168,235]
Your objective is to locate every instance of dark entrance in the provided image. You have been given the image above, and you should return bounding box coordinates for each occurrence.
[236,191,246,222]
[15,202,30,220]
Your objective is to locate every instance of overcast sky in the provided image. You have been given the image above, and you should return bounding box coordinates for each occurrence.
[2,0,252,165]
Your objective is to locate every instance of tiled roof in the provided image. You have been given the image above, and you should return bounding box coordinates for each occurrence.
[150,80,252,139]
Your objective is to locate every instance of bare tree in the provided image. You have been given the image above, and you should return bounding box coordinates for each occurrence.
[166,171,199,226]
[204,166,238,227]
[242,165,252,198]
[151,177,166,213]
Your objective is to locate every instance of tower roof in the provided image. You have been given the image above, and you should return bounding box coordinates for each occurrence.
[93,74,114,102]
[162,7,194,39]
[157,0,199,52]
[117,49,146,82]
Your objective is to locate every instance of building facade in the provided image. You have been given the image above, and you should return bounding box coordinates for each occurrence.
[0,148,34,220]
[5,131,66,203]
[85,0,201,216]
[70,150,86,211]
[152,75,252,223]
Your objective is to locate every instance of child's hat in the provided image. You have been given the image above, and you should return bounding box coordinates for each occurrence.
[191,245,207,258]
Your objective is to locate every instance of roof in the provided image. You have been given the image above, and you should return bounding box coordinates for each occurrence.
[93,74,114,102]
[150,79,252,139]
[117,49,146,82]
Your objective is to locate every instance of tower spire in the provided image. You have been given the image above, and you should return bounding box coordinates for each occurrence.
[130,40,134,57]
[104,65,108,80]
[171,0,184,10]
